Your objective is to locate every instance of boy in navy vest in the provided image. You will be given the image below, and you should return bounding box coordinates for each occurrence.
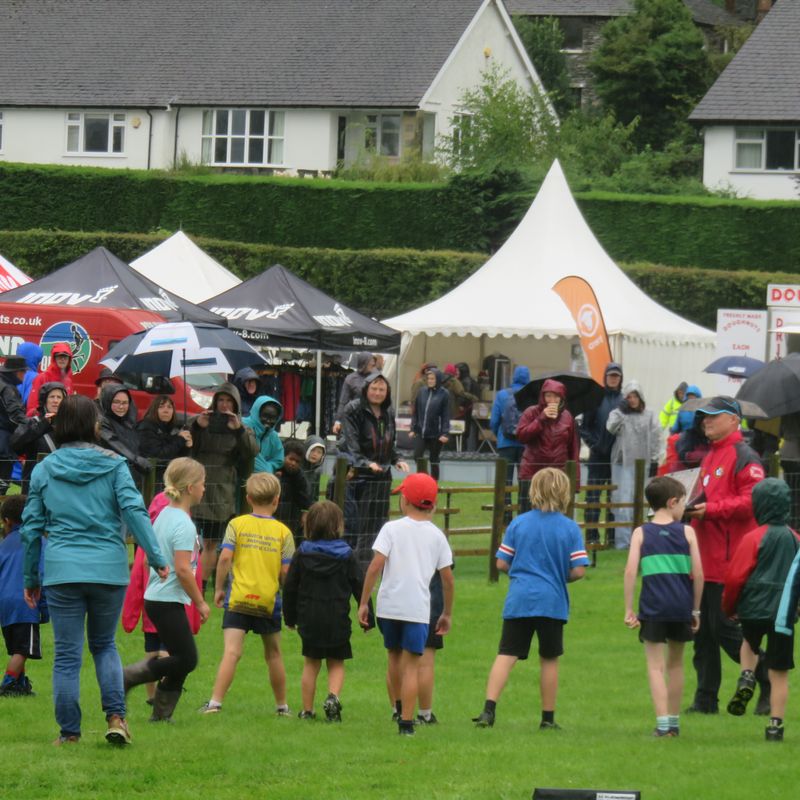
[624,476,704,737]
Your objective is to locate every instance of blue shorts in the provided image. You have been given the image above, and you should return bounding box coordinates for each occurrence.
[378,618,429,656]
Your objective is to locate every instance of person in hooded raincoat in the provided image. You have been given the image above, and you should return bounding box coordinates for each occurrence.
[409,368,449,480]
[515,378,579,513]
[190,382,258,584]
[232,367,263,417]
[606,380,662,549]
[16,341,43,406]
[339,371,408,567]
[333,352,376,434]
[27,342,73,416]
[242,395,285,474]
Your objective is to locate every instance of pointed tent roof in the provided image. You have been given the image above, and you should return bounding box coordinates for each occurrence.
[131,232,241,304]
[202,264,401,352]
[0,246,222,324]
[384,160,713,345]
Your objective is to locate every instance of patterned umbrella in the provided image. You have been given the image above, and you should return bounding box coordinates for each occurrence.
[101,321,268,411]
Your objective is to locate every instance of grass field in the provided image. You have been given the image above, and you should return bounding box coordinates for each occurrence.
[2,545,794,800]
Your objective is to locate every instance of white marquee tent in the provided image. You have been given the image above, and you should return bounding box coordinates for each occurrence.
[384,160,716,407]
[0,253,32,291]
[131,231,241,303]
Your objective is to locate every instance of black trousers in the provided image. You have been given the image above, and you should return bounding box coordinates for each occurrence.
[144,600,198,692]
[781,460,800,532]
[691,582,744,709]
[352,472,392,568]
[413,436,443,480]
[585,461,613,543]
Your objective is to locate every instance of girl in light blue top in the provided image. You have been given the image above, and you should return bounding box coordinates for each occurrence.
[123,457,210,723]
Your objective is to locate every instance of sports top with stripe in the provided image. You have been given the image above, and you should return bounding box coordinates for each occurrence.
[638,521,693,622]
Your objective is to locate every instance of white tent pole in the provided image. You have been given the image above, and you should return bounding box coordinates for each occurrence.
[315,350,322,434]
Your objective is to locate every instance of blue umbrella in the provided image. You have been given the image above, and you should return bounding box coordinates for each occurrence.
[703,355,765,379]
[101,321,268,412]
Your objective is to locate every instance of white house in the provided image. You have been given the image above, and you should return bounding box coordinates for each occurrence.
[690,0,800,200]
[0,0,548,176]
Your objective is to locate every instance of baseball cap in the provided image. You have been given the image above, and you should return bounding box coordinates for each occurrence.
[392,472,438,509]
[696,396,741,416]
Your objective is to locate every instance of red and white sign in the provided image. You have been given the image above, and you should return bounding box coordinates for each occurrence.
[768,309,800,359]
[715,309,767,392]
[768,284,800,308]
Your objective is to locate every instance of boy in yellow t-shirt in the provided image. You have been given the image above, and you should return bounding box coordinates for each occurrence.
[199,473,295,715]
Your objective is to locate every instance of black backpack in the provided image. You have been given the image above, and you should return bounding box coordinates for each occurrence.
[501,393,522,440]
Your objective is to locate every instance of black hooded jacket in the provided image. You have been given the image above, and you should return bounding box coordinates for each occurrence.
[283,539,373,646]
[579,362,623,461]
[411,369,450,439]
[99,384,149,474]
[11,381,66,485]
[335,352,374,422]
[340,371,399,474]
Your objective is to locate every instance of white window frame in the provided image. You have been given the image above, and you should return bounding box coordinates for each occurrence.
[201,109,285,167]
[559,18,585,53]
[733,126,800,172]
[65,111,126,156]
[451,112,474,160]
[364,112,402,158]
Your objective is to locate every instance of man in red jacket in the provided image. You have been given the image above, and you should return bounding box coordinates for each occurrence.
[685,396,769,715]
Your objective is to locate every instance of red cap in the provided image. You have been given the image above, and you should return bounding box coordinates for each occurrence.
[392,472,438,509]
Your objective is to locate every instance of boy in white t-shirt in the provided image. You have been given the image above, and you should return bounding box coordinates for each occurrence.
[359,472,454,736]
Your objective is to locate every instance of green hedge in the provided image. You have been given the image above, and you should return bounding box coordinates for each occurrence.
[0,228,793,328]
[0,163,486,251]
[2,163,800,270]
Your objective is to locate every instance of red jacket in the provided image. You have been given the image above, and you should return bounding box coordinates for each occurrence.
[26,341,73,415]
[693,430,764,583]
[516,379,579,481]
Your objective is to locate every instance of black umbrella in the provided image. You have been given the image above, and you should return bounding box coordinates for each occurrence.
[514,371,605,416]
[680,396,768,420]
[703,355,765,380]
[735,353,800,418]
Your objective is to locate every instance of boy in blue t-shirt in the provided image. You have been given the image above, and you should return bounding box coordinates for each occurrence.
[623,476,703,737]
[473,468,588,730]
[0,496,48,697]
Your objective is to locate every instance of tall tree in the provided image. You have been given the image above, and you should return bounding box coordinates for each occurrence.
[513,16,574,116]
[590,0,712,149]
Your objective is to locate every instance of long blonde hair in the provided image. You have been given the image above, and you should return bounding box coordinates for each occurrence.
[163,457,205,501]
[529,468,572,514]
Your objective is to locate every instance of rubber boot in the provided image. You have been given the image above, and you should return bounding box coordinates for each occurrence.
[149,686,182,722]
[123,658,157,695]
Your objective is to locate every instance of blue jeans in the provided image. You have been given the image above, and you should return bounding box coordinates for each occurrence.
[46,583,127,738]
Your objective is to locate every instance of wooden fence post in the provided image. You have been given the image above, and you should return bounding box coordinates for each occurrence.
[769,452,781,478]
[633,459,646,529]
[332,457,349,511]
[489,457,508,583]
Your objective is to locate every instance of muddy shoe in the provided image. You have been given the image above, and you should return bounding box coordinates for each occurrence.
[105,715,131,746]
[727,672,756,716]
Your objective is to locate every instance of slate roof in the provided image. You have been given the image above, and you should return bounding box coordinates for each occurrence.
[691,0,800,123]
[0,0,485,108]
[507,0,740,26]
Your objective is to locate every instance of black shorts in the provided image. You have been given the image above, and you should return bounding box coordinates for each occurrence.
[425,628,444,651]
[742,620,795,671]
[2,623,42,659]
[195,518,229,545]
[301,641,353,661]
[143,631,166,653]
[638,620,694,644]
[223,608,281,636]
[498,617,564,660]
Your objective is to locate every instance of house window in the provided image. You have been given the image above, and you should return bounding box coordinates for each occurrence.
[422,113,436,161]
[0,111,4,151]
[201,109,285,166]
[364,113,401,157]
[66,112,126,154]
[735,127,800,171]
[560,18,584,51]
[452,113,473,160]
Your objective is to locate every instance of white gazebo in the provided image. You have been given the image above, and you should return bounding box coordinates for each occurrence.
[384,160,716,406]
[131,231,241,303]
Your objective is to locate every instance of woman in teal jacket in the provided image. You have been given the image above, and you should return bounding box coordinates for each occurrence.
[243,395,285,474]
[21,395,168,747]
